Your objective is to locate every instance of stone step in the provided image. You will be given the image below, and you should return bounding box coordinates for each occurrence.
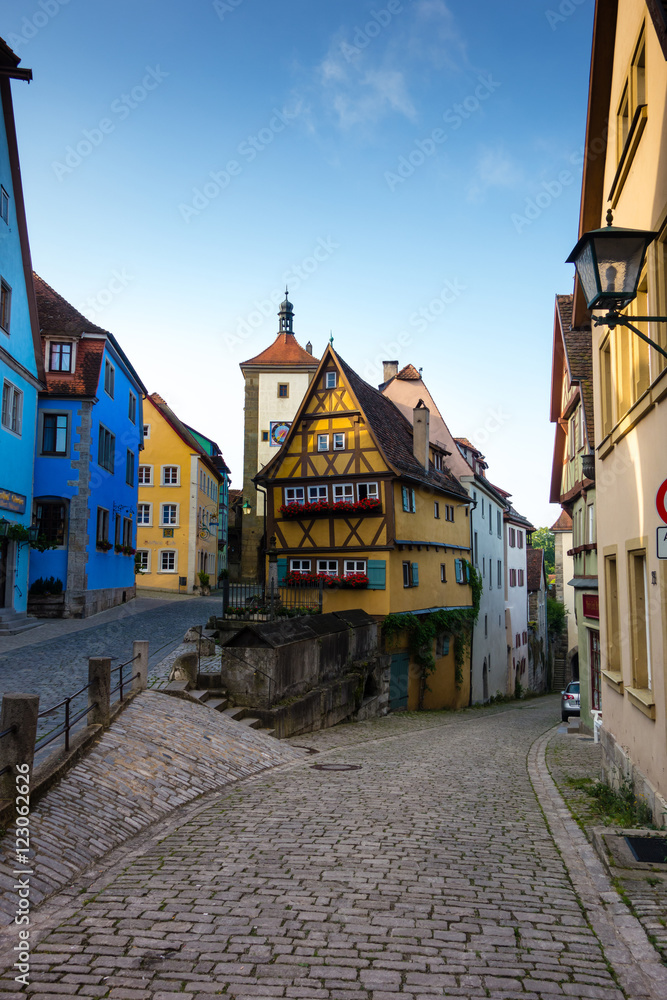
[256,727,277,739]
[164,680,191,694]
[0,615,43,636]
[238,716,263,730]
[206,697,229,712]
[222,706,246,721]
[188,689,211,704]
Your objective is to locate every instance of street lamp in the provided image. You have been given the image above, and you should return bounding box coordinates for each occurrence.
[0,518,9,538]
[242,500,252,516]
[566,209,667,359]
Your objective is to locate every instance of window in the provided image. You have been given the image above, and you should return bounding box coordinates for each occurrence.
[262,430,269,442]
[98,425,115,472]
[333,483,354,502]
[34,501,66,545]
[104,359,114,397]
[126,450,134,486]
[96,506,109,544]
[137,550,150,572]
[333,432,345,450]
[444,504,454,521]
[616,27,646,164]
[317,434,329,451]
[143,424,150,439]
[317,560,338,576]
[308,485,328,502]
[433,451,443,470]
[344,560,366,574]
[455,559,469,584]
[474,532,479,567]
[485,615,488,638]
[128,392,136,424]
[114,514,122,546]
[518,569,524,587]
[41,413,68,455]
[325,371,337,389]
[0,187,8,224]
[357,483,379,501]
[497,510,502,537]
[162,466,179,485]
[49,342,72,372]
[522,630,528,645]
[284,486,304,504]
[516,633,521,649]
[509,568,517,587]
[290,559,311,574]
[517,531,524,550]
[628,549,651,690]
[481,498,485,518]
[122,517,133,547]
[402,561,412,588]
[440,563,446,583]
[138,465,153,485]
[160,550,176,572]
[434,502,440,519]
[489,561,493,589]
[402,486,416,512]
[277,383,289,398]
[137,503,151,525]
[605,556,620,673]
[0,280,11,333]
[498,560,502,588]
[587,504,596,543]
[436,634,450,656]
[489,505,493,533]
[160,503,178,526]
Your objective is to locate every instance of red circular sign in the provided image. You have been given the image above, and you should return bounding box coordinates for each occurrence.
[657,480,667,524]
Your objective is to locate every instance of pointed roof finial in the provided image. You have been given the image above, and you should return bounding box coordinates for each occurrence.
[329,330,334,345]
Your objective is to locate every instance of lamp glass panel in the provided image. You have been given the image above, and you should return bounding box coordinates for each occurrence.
[592,235,647,298]
[574,241,600,305]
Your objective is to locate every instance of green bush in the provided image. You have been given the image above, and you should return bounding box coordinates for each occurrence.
[29,576,63,596]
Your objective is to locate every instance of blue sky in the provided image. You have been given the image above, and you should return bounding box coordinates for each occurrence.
[4,0,595,526]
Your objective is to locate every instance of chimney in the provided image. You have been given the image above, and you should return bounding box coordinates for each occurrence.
[305,341,312,355]
[383,360,398,382]
[413,400,430,471]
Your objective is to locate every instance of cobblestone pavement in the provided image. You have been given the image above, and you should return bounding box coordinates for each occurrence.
[0,696,665,998]
[547,728,667,965]
[0,595,221,726]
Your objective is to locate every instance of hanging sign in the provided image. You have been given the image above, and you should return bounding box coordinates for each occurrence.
[658,526,667,559]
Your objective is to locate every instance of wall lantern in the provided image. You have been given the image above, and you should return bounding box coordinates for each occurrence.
[566,210,667,359]
[28,524,40,543]
[242,500,252,516]
[0,518,9,538]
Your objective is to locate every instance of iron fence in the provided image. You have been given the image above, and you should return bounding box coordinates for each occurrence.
[222,579,323,621]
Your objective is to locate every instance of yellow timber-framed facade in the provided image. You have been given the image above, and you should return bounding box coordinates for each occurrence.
[255,345,475,710]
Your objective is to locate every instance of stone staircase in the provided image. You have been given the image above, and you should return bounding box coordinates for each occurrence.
[0,607,44,636]
[164,679,275,738]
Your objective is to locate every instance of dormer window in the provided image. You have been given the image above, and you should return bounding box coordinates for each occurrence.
[49,342,72,372]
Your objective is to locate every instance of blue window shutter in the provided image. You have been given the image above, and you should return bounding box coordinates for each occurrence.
[411,562,419,586]
[455,558,462,584]
[411,489,416,513]
[367,559,386,590]
[277,558,288,584]
[402,486,409,511]
[465,561,471,583]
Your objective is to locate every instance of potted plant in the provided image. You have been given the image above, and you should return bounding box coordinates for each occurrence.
[27,577,65,618]
[97,540,113,552]
[197,571,211,596]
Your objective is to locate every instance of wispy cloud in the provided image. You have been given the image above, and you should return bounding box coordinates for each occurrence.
[466,145,524,202]
[318,42,417,129]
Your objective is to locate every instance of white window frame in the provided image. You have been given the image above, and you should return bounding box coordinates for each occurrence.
[344,559,366,574]
[160,503,179,526]
[143,424,150,439]
[284,486,305,504]
[128,391,137,424]
[317,434,329,452]
[40,411,69,456]
[325,371,337,389]
[333,432,345,450]
[289,558,311,574]
[317,560,338,576]
[137,503,152,526]
[308,485,328,502]
[162,465,180,486]
[0,279,11,334]
[333,483,354,503]
[136,549,150,572]
[138,465,153,486]
[104,359,115,398]
[434,501,440,519]
[357,482,379,501]
[1,378,22,435]
[159,549,177,573]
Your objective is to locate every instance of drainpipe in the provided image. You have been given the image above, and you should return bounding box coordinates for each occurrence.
[255,483,269,584]
[468,493,477,707]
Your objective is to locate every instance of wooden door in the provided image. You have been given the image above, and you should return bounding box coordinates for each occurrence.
[389,652,409,710]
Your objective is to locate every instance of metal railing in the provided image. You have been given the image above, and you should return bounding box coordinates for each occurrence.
[222,579,323,621]
[109,653,141,702]
[36,679,98,754]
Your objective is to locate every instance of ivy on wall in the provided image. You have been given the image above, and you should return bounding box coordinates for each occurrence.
[382,560,483,708]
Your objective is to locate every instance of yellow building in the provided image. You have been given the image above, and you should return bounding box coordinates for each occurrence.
[255,345,476,710]
[567,0,667,821]
[136,393,222,593]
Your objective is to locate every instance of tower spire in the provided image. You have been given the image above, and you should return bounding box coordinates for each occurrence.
[278,288,294,335]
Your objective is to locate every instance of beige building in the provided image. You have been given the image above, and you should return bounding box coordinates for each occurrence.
[570,0,667,821]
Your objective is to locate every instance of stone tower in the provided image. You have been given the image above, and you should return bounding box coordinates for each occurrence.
[238,292,319,581]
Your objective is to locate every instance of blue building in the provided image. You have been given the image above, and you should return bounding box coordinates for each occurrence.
[29,276,147,618]
[0,39,45,634]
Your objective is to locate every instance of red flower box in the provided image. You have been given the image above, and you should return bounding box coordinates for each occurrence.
[284,571,369,589]
[279,498,381,518]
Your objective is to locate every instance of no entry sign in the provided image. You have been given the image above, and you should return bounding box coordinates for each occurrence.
[657,479,667,524]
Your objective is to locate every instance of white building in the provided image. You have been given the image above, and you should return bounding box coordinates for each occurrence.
[380,363,511,702]
[504,505,534,697]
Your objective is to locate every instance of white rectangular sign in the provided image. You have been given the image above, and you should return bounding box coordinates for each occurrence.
[658,526,667,559]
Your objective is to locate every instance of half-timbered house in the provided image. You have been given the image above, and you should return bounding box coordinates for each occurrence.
[255,344,475,710]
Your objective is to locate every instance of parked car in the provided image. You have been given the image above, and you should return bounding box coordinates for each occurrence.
[561,681,580,721]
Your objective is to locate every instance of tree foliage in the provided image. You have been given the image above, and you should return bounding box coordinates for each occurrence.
[531,526,556,575]
[547,595,567,640]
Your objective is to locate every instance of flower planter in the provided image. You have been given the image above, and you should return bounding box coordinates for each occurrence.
[279,499,382,519]
[284,572,369,589]
[27,593,65,619]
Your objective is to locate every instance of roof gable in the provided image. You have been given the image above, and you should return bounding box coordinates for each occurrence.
[147,394,223,480]
[241,331,319,368]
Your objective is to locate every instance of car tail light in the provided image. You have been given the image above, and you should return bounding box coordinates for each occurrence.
[565,694,574,700]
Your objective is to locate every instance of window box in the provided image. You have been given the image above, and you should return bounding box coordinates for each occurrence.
[279,498,382,518]
[96,540,113,552]
[284,570,369,588]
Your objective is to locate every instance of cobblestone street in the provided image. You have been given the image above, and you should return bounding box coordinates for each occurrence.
[0,595,221,713]
[0,696,665,999]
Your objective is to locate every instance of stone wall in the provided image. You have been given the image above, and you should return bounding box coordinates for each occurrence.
[600,726,667,829]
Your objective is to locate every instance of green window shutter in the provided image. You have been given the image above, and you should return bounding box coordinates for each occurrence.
[277,558,288,585]
[411,489,416,513]
[411,562,419,586]
[402,486,409,511]
[455,558,462,584]
[367,559,386,590]
[465,561,471,583]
